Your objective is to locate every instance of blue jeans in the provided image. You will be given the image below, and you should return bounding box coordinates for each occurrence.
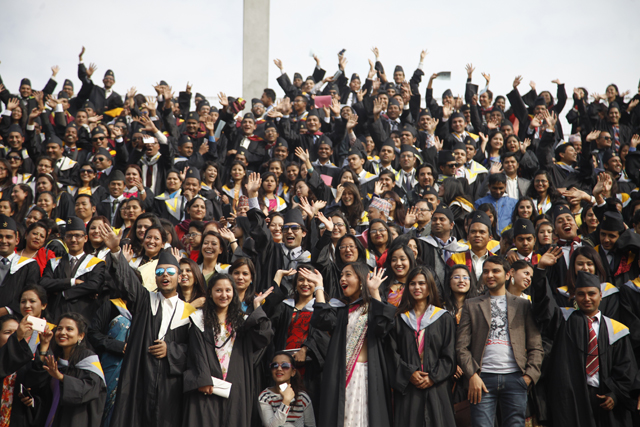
[470,372,528,427]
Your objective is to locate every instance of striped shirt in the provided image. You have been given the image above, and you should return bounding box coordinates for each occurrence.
[258,389,315,427]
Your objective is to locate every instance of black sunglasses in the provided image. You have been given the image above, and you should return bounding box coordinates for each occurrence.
[269,362,292,370]
[92,136,106,142]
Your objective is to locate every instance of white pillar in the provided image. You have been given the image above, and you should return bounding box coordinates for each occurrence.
[242,0,270,102]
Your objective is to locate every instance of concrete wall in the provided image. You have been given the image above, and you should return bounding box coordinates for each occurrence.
[242,0,270,102]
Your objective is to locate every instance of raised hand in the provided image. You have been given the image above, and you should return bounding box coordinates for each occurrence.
[372,97,383,116]
[186,82,192,95]
[218,227,236,243]
[631,134,640,148]
[573,87,583,100]
[51,65,60,77]
[404,206,417,226]
[373,180,384,196]
[99,222,120,252]
[356,88,367,103]
[246,172,261,197]
[273,59,283,71]
[529,81,536,91]
[442,105,453,120]
[366,267,388,300]
[317,211,334,232]
[538,247,563,270]
[542,110,557,129]
[79,46,85,61]
[127,86,137,99]
[627,99,639,112]
[481,72,490,84]
[529,115,542,129]
[274,269,297,286]
[465,63,475,79]
[43,355,64,381]
[294,146,310,163]
[87,63,98,79]
[371,47,379,59]
[254,287,274,309]
[29,107,41,120]
[346,114,358,131]
[218,92,228,108]
[298,196,315,219]
[330,97,341,116]
[586,130,601,142]
[338,54,347,70]
[335,184,345,202]
[513,75,523,89]
[170,247,182,263]
[522,138,531,151]
[551,79,562,85]
[298,268,324,288]
[420,49,428,62]
[433,135,443,151]
[489,162,503,174]
[6,98,19,110]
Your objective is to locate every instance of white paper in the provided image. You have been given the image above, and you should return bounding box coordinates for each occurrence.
[279,383,288,392]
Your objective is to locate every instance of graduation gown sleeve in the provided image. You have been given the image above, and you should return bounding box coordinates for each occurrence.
[0,333,33,378]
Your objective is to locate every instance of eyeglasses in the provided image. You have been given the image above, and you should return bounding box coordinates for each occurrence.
[333,222,346,228]
[339,245,356,251]
[92,136,106,142]
[602,136,612,141]
[453,275,471,281]
[369,229,387,234]
[94,157,107,162]
[416,208,430,212]
[445,163,457,168]
[80,169,94,174]
[400,154,414,159]
[132,136,143,142]
[269,362,292,370]
[8,157,21,161]
[282,225,301,233]
[185,232,202,238]
[65,233,86,241]
[155,267,178,277]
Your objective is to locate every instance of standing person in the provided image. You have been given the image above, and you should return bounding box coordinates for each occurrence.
[36,312,107,427]
[182,274,273,427]
[387,266,457,426]
[310,264,395,427]
[533,251,639,427]
[456,256,544,427]
[40,217,106,323]
[99,224,196,427]
[0,215,41,319]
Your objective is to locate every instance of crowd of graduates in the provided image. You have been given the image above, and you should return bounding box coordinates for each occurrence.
[1,45,640,427]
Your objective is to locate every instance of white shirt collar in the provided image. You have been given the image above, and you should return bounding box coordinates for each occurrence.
[159,292,179,309]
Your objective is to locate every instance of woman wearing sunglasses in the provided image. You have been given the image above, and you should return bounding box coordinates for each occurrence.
[258,351,315,427]
[7,150,34,186]
[183,273,274,427]
[67,163,107,202]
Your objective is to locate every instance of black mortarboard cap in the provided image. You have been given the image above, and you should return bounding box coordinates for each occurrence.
[63,79,74,88]
[513,218,535,237]
[81,100,95,111]
[96,147,113,160]
[381,138,395,149]
[265,121,277,131]
[159,80,169,86]
[104,70,115,79]
[602,149,617,165]
[600,211,625,232]
[418,110,432,119]
[275,138,288,148]
[293,72,303,81]
[185,167,201,181]
[65,216,86,233]
[438,150,455,165]
[470,210,492,231]
[402,124,418,138]
[178,135,192,146]
[45,135,63,147]
[452,141,467,152]
[552,204,572,222]
[464,135,477,148]
[400,144,419,155]
[451,111,464,121]
[7,124,24,136]
[534,96,546,107]
[460,104,471,112]
[351,73,360,81]
[57,91,70,100]
[307,109,320,119]
[423,185,438,197]
[158,249,180,267]
[434,205,454,223]
[198,99,210,109]
[284,208,305,226]
[318,137,333,148]
[442,89,453,99]
[394,65,404,74]
[251,98,263,106]
[348,146,365,159]
[187,111,199,122]
[91,127,106,138]
[195,92,206,100]
[20,78,31,87]
[388,97,400,108]
[575,270,601,289]
[242,112,255,121]
[0,215,17,232]
[109,169,125,183]
[608,101,620,112]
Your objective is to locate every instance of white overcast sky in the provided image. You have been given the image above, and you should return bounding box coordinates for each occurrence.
[2,0,639,124]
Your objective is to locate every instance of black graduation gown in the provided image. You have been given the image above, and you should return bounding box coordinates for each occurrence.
[619,279,640,364]
[0,256,40,317]
[182,307,273,427]
[108,251,194,427]
[310,298,395,427]
[0,333,33,379]
[32,348,107,427]
[40,254,106,323]
[386,307,457,427]
[261,284,330,410]
[531,269,638,427]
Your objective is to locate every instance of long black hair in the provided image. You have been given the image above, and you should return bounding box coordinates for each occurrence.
[335,234,368,270]
[269,350,305,399]
[229,257,256,305]
[340,262,374,313]
[203,274,245,341]
[178,258,208,303]
[442,264,479,316]
[20,284,49,319]
[367,219,393,257]
[395,266,442,316]
[382,238,417,295]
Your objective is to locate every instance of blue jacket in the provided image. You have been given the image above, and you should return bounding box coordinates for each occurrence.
[475,194,518,234]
